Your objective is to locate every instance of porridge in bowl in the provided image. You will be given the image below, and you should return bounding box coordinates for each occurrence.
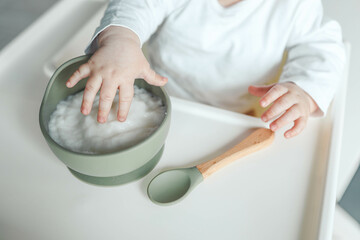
[48,85,166,154]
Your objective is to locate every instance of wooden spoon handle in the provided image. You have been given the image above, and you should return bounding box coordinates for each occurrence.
[196,128,275,178]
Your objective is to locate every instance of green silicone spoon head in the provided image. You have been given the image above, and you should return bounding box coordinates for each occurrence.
[147,166,204,205]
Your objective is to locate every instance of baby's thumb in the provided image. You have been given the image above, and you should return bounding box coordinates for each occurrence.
[248,84,273,97]
[142,67,168,86]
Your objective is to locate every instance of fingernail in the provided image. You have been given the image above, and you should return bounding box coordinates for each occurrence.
[285,133,291,138]
[261,116,267,122]
[271,124,277,131]
[98,117,106,123]
[66,82,71,87]
[161,78,168,84]
[260,101,267,107]
[81,107,88,115]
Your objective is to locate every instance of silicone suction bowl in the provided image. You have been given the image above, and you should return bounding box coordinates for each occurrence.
[39,55,171,186]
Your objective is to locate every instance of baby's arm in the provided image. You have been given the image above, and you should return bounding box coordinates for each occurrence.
[249,0,345,138]
[67,0,182,123]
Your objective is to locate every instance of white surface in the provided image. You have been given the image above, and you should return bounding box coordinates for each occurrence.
[43,4,107,77]
[317,42,350,240]
[0,0,349,239]
[333,205,360,240]
[0,92,344,240]
[323,0,360,200]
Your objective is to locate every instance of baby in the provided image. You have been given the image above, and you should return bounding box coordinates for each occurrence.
[66,0,345,138]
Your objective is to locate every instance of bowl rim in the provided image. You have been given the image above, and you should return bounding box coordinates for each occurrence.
[39,55,171,157]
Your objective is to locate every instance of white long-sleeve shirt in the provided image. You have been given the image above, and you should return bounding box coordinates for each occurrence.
[85,0,345,115]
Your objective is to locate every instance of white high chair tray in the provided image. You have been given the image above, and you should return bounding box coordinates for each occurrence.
[0,0,349,239]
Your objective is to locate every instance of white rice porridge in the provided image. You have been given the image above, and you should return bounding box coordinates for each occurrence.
[48,86,166,154]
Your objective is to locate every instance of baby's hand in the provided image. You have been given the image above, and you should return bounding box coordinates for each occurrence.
[248,82,318,138]
[66,26,168,123]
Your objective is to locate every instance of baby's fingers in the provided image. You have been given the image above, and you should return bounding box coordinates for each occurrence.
[81,75,102,115]
[98,81,117,123]
[142,66,168,86]
[284,117,307,138]
[117,84,134,122]
[269,104,302,132]
[66,63,90,88]
[259,84,288,108]
[261,93,294,122]
[248,85,274,97]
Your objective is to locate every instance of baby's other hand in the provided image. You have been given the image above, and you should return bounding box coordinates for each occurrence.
[248,82,318,138]
[65,26,168,123]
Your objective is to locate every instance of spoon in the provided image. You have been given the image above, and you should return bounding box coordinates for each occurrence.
[147,128,275,205]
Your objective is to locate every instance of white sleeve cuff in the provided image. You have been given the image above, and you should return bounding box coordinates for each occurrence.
[279,77,333,117]
[84,22,143,54]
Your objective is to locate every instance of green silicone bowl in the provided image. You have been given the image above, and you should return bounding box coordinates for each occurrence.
[39,55,171,186]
